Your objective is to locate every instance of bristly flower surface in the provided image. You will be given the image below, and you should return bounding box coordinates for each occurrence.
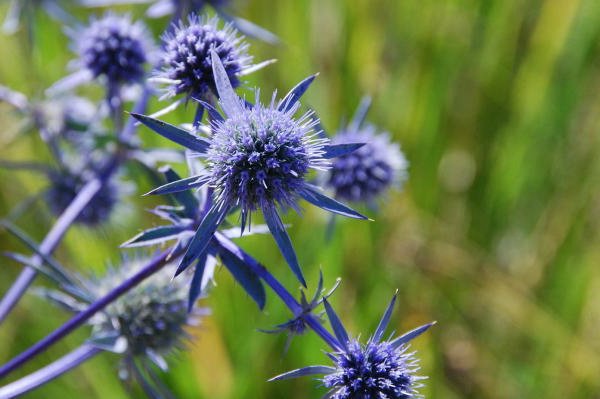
[48,13,154,97]
[154,15,252,101]
[327,97,408,205]
[270,293,434,399]
[39,256,208,387]
[132,51,367,286]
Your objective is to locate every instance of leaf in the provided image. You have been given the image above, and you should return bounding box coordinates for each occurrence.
[322,143,365,159]
[160,166,199,218]
[131,113,210,154]
[278,74,317,113]
[373,291,397,343]
[268,366,335,381]
[299,185,368,220]
[323,298,349,350]
[262,205,306,287]
[210,50,243,117]
[192,98,224,123]
[0,220,73,284]
[175,205,228,276]
[391,322,436,349]
[348,96,372,133]
[215,240,266,310]
[121,226,186,248]
[188,252,208,312]
[144,174,209,196]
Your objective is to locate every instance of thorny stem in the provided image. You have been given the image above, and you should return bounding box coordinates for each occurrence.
[0,344,101,399]
[0,88,151,324]
[0,249,172,380]
[214,233,340,351]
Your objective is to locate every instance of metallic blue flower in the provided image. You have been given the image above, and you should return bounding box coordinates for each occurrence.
[48,14,154,97]
[327,97,408,205]
[77,14,152,84]
[154,15,255,101]
[271,293,434,399]
[132,51,367,286]
[45,171,118,226]
[36,255,208,395]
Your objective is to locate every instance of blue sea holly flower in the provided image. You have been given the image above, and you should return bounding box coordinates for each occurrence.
[48,13,154,101]
[37,256,209,396]
[326,97,409,206]
[132,51,368,286]
[271,293,435,399]
[153,15,271,104]
[46,170,119,226]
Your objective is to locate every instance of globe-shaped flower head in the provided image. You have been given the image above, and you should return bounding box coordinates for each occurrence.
[327,98,408,205]
[271,293,434,399]
[75,14,153,85]
[45,171,118,226]
[132,52,367,287]
[156,15,251,100]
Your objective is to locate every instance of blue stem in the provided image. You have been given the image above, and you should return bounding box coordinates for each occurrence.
[0,344,100,398]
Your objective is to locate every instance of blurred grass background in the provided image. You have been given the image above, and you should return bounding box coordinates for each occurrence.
[1,0,600,398]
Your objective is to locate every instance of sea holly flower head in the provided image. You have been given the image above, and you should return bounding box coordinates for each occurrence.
[132,51,368,287]
[327,97,409,205]
[39,256,208,373]
[76,13,152,85]
[48,13,154,97]
[154,15,252,101]
[45,170,119,226]
[270,293,434,399]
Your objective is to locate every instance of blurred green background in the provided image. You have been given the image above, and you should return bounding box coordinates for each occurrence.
[1,0,600,398]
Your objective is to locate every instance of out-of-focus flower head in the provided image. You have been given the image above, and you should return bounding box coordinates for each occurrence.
[271,293,434,399]
[326,97,409,206]
[45,169,120,226]
[48,13,155,100]
[37,255,208,394]
[132,51,367,287]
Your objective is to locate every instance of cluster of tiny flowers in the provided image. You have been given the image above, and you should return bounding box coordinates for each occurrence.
[46,172,118,226]
[157,15,249,99]
[87,261,193,359]
[328,127,408,203]
[207,96,329,213]
[323,339,422,399]
[75,14,152,85]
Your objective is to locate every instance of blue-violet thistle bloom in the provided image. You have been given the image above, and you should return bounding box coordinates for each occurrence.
[271,293,434,399]
[39,256,208,377]
[153,15,261,102]
[45,170,119,226]
[48,14,154,98]
[327,97,408,205]
[133,51,368,286]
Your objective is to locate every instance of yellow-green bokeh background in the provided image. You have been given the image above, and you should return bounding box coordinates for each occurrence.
[1,0,600,398]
